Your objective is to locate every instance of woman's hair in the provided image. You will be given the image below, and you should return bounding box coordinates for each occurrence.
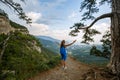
[60,40,65,48]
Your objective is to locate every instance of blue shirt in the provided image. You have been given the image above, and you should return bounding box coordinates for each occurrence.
[60,47,66,55]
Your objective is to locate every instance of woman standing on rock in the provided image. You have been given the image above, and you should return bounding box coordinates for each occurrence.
[60,40,76,69]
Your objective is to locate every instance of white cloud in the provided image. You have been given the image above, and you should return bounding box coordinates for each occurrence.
[26,21,110,45]
[92,23,110,34]
[51,30,71,40]
[91,23,110,44]
[27,12,42,22]
[27,24,70,39]
[27,23,49,35]
[27,23,78,41]
[68,11,78,19]
[52,30,84,43]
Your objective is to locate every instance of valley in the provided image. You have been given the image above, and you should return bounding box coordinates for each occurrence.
[36,36,109,66]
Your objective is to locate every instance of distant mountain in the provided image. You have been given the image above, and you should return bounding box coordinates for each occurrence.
[36,36,60,53]
[67,44,109,65]
[36,36,109,65]
[37,36,60,42]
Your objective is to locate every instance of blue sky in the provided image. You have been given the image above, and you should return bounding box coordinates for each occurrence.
[36,0,82,29]
[0,0,111,44]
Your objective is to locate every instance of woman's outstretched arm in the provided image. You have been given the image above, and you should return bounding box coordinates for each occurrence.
[65,40,76,47]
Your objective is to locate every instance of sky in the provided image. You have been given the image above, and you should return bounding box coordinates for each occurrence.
[0,0,111,44]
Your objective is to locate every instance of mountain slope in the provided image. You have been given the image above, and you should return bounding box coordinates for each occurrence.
[36,36,60,53]
[68,45,109,65]
[37,36,60,42]
[0,20,60,80]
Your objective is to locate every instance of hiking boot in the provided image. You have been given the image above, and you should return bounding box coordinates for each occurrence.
[64,66,67,70]
[61,66,64,69]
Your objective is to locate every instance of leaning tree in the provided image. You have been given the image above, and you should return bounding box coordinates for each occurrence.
[0,0,31,23]
[70,0,120,77]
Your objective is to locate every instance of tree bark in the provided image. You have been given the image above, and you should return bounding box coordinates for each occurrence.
[108,0,120,77]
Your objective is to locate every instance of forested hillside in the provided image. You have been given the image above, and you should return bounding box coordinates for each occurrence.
[0,18,60,80]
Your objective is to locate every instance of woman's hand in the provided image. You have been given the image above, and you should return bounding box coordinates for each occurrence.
[73,40,77,43]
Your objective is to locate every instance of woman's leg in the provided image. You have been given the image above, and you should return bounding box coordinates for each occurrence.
[63,60,66,67]
[61,54,64,67]
[61,60,64,67]
[61,60,66,68]
[61,53,67,69]
[63,55,67,69]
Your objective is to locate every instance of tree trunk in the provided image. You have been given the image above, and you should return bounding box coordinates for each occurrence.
[109,0,120,77]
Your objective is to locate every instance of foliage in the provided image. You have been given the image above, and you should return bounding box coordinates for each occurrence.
[82,29,101,44]
[80,0,99,20]
[80,0,111,21]
[10,20,27,29]
[90,30,111,59]
[70,22,101,44]
[70,0,111,44]
[0,30,60,80]
[69,23,84,36]
[0,33,8,43]
[90,46,102,56]
[0,0,31,23]
[0,34,8,52]
[100,30,111,59]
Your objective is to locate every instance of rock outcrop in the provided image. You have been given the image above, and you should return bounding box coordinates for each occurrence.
[0,9,14,34]
[0,15,13,34]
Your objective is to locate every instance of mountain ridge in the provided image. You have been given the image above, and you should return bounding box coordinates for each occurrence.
[36,36,60,54]
[36,35,108,66]
[36,35,60,42]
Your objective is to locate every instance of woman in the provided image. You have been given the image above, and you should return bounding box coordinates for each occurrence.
[60,40,76,69]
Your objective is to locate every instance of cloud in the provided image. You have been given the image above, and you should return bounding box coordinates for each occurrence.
[50,29,71,40]
[90,22,110,44]
[21,0,41,12]
[92,22,110,34]
[27,23,78,41]
[27,23,71,39]
[68,11,78,19]
[26,21,110,45]
[27,12,42,22]
[28,25,81,42]
[27,23,49,35]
